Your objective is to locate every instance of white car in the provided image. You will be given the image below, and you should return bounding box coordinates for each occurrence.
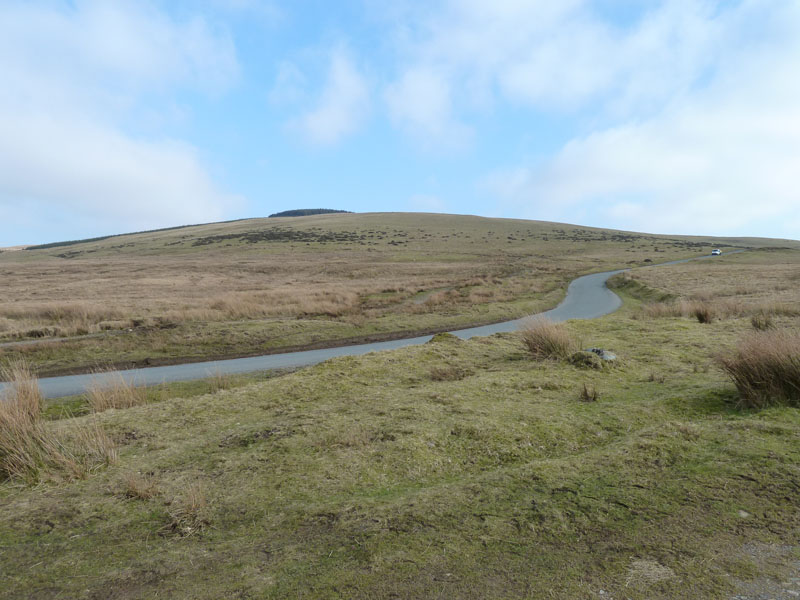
[711,249,721,255]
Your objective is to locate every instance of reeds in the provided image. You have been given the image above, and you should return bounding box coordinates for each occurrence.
[717,329,800,408]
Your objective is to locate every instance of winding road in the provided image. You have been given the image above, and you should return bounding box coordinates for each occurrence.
[1,252,740,399]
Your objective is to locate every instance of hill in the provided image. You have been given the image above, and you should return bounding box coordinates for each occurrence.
[0,212,797,376]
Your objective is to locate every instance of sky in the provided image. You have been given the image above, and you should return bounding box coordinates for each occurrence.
[1,0,799,245]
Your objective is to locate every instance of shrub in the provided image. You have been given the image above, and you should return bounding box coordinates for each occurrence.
[717,329,800,408]
[519,318,575,360]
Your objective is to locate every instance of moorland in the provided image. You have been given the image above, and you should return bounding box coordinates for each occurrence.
[1,213,799,599]
[0,212,781,376]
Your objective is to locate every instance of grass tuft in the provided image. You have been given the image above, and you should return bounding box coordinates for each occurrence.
[120,471,160,500]
[579,383,599,402]
[750,313,775,331]
[86,373,148,413]
[691,302,715,324]
[1,361,116,483]
[717,329,800,408]
[164,483,211,536]
[429,365,472,381]
[519,318,575,359]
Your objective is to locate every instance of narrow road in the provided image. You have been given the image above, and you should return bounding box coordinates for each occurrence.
[1,252,742,399]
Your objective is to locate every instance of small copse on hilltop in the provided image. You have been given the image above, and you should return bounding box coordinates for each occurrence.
[268,209,352,218]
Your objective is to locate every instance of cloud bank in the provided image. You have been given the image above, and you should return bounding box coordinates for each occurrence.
[383,0,800,236]
[0,0,240,242]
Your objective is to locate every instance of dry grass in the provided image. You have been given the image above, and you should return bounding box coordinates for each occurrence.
[717,329,800,408]
[86,373,148,413]
[165,482,211,536]
[1,361,116,483]
[637,298,795,322]
[1,213,767,344]
[519,318,576,359]
[691,303,715,324]
[429,365,473,381]
[579,383,599,402]
[120,471,160,500]
[751,314,775,331]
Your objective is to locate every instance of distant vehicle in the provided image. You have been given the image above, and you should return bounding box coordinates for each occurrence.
[711,249,721,255]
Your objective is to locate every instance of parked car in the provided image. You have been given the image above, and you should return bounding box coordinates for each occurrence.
[711,249,721,255]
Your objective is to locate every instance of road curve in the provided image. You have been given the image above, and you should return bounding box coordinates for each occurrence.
[1,252,741,399]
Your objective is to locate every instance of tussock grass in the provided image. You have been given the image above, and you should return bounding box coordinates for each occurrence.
[429,365,472,381]
[1,362,116,483]
[579,383,599,402]
[519,318,575,359]
[120,471,160,500]
[717,329,800,408]
[691,303,715,323]
[636,298,794,322]
[751,313,775,331]
[86,373,148,413]
[165,482,211,536]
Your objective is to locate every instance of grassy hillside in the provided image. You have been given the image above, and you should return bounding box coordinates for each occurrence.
[2,212,794,376]
[1,248,799,598]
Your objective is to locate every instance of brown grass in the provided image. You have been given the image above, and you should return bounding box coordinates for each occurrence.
[751,313,775,331]
[636,298,793,322]
[1,361,116,483]
[86,373,148,412]
[519,318,575,360]
[691,303,715,324]
[717,329,800,408]
[120,471,160,500]
[3,213,764,345]
[429,365,472,381]
[165,482,211,536]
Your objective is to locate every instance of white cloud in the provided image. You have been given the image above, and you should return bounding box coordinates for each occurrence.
[290,48,370,146]
[385,67,472,149]
[0,0,240,239]
[484,3,800,237]
[385,0,724,118]
[0,112,236,228]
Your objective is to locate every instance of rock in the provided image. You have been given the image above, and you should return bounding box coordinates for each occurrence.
[585,348,617,361]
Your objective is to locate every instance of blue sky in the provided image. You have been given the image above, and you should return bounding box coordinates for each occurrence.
[1,0,799,245]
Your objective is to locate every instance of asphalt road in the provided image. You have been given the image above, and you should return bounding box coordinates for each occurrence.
[1,252,741,399]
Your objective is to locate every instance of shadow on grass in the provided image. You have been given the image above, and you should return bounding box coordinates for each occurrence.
[664,386,744,418]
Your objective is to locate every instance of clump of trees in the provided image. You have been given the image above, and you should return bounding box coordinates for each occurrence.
[268,209,352,218]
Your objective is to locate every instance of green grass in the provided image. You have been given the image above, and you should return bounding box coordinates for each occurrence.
[1,288,798,598]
